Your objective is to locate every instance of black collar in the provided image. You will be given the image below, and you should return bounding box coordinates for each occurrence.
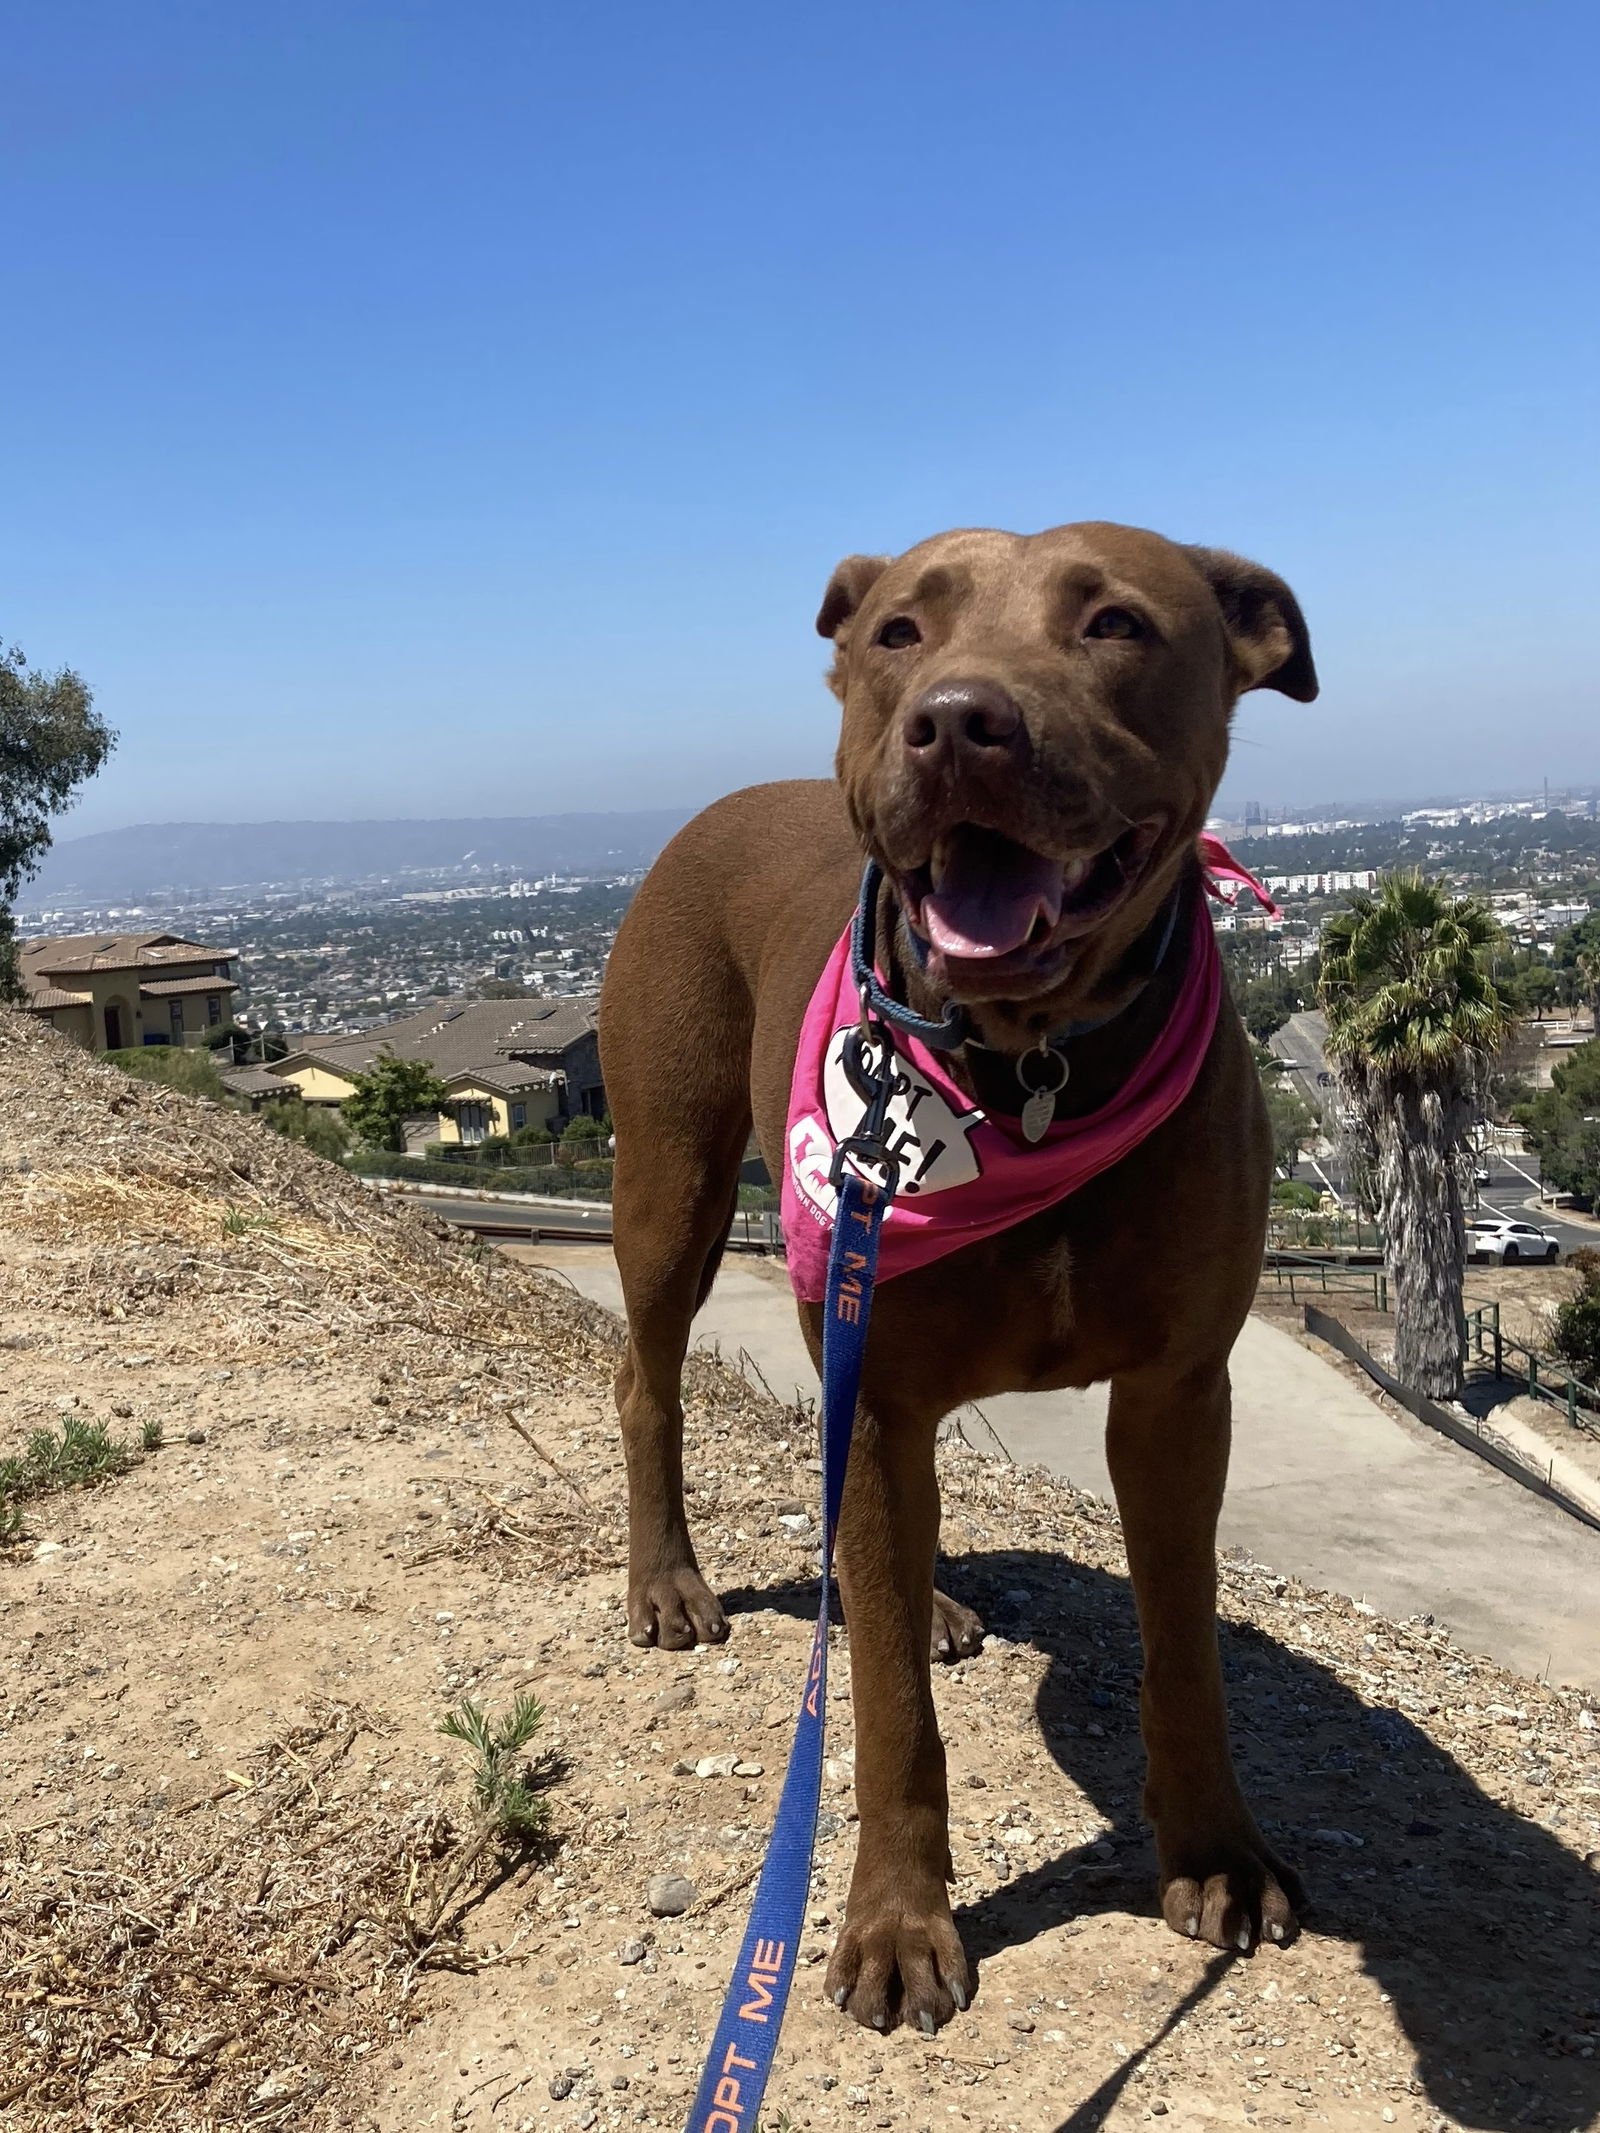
[848,859,1183,1062]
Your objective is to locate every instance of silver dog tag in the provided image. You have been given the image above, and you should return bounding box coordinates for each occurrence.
[1017,1038,1068,1143]
[1020,1088,1056,1143]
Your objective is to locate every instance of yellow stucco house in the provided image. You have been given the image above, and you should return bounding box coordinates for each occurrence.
[270,997,600,1147]
[19,932,239,1052]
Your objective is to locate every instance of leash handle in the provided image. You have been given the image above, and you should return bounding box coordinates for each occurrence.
[681,1161,892,2133]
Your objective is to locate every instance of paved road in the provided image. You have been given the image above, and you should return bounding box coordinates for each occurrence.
[1268,1018,1597,1253]
[508,1242,1600,1694]
[1269,1010,1350,1200]
[368,1185,617,1236]
[1473,1166,1597,1257]
[1271,1009,1333,1104]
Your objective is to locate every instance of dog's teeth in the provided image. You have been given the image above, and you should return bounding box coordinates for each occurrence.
[1062,856,1092,892]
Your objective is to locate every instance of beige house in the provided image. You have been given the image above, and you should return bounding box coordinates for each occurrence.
[19,932,239,1052]
[270,998,597,1147]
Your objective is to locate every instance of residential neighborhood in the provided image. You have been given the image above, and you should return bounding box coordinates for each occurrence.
[268,994,604,1147]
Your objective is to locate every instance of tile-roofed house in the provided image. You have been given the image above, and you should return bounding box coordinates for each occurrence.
[494,999,605,1119]
[18,932,239,1053]
[270,995,599,1147]
[219,1063,299,1110]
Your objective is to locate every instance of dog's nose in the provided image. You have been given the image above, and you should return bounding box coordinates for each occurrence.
[901,680,1024,763]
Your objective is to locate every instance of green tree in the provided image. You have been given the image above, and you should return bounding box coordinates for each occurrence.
[1318,871,1511,1398]
[1552,915,1600,1029]
[0,640,115,996]
[1520,1039,1600,1207]
[341,1055,450,1152]
[1511,962,1558,1020]
[561,1113,606,1144]
[1263,1080,1316,1176]
[1219,938,1309,1045]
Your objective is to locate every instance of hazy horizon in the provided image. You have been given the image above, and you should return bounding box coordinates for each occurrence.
[39,776,1600,854]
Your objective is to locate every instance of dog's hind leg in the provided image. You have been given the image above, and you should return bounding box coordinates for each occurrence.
[602,903,754,1650]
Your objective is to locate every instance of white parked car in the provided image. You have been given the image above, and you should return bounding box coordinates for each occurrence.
[1464,1216,1560,1264]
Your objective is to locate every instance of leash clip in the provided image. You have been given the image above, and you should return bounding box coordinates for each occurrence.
[829,1015,905,1199]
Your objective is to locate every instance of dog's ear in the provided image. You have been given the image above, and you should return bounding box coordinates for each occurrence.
[816,554,891,640]
[1184,546,1318,702]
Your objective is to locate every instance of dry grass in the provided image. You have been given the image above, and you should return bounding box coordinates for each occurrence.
[0,1699,487,2127]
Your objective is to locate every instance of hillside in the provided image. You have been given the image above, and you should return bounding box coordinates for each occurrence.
[28,811,696,901]
[0,1010,1597,2133]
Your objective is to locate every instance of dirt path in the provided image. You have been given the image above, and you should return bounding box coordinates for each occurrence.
[3,1013,1599,2133]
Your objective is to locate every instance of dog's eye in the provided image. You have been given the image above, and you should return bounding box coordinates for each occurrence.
[1085,608,1144,641]
[875,616,922,650]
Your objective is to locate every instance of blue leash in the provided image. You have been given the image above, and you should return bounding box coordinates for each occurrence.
[681,1045,900,2133]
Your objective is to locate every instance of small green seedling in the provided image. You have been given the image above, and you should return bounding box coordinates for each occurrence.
[437,1690,549,1843]
[222,1204,278,1235]
[386,1690,556,1965]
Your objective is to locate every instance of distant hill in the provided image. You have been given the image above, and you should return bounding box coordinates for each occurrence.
[27,810,699,902]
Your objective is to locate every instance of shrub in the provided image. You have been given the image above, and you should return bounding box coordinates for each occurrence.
[262,1100,351,1161]
[1551,1249,1600,1388]
[1520,1039,1600,1207]
[347,1150,613,1201]
[102,1044,229,1100]
[1271,1179,1322,1209]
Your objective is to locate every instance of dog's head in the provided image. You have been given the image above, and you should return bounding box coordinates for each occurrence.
[818,521,1315,1033]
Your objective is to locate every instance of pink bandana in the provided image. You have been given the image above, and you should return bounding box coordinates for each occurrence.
[780,837,1277,1302]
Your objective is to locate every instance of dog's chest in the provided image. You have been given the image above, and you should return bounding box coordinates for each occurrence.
[967,1220,1147,1392]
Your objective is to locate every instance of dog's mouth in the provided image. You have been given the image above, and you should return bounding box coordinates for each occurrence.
[895,820,1164,987]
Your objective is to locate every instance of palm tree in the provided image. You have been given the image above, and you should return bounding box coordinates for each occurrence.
[1318,872,1512,1399]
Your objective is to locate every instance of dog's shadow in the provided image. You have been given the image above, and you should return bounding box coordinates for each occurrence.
[722,1550,1600,2133]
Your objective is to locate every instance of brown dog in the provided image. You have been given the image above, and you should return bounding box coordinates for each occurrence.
[598,522,1317,2035]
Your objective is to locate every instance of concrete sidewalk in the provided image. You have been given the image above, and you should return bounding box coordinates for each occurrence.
[514,1243,1600,1694]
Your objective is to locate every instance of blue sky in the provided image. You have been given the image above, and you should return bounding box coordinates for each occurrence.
[6,1,1598,835]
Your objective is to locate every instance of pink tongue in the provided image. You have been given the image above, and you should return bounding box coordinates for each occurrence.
[922,842,1066,960]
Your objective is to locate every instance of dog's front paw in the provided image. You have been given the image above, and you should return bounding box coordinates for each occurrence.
[1157,1817,1306,1951]
[825,1890,971,2034]
[931,1586,985,1663]
[626,1565,728,1649]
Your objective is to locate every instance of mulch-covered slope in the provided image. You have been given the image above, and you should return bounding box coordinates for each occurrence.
[1,1010,1597,2133]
